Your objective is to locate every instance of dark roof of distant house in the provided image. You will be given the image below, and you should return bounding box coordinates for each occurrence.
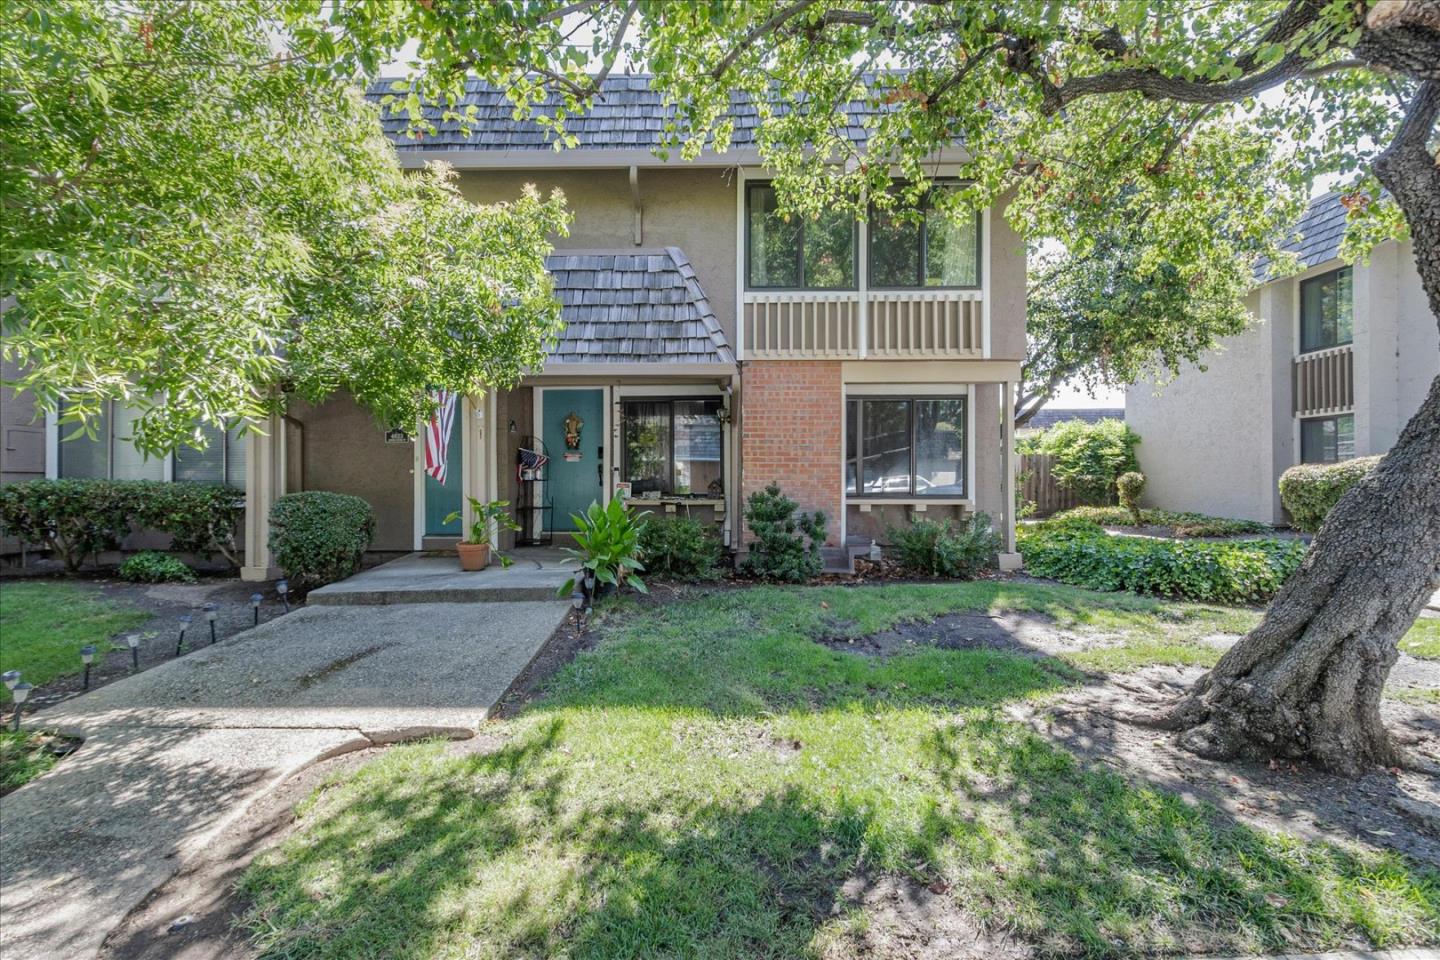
[369,74,894,154]
[1022,407,1125,431]
[544,247,734,364]
[1254,192,1349,281]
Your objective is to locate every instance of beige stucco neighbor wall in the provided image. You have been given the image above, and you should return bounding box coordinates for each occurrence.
[457,168,739,349]
[1375,239,1438,455]
[987,196,1028,361]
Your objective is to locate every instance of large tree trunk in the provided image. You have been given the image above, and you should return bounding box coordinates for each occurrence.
[1166,79,1440,775]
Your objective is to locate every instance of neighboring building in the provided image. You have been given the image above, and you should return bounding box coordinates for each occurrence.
[4,76,1028,577]
[1125,192,1437,525]
[1018,407,1124,435]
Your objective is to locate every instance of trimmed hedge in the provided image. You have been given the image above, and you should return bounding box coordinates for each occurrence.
[268,491,375,587]
[887,514,1000,579]
[638,516,724,581]
[1018,518,1306,604]
[0,479,243,572]
[1278,455,1381,533]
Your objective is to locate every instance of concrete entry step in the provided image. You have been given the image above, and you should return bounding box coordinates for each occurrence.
[308,550,573,605]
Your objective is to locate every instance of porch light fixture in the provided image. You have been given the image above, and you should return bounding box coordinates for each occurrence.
[125,634,141,672]
[250,593,263,626]
[175,614,192,656]
[204,603,219,644]
[80,645,96,689]
[2,670,20,693]
[10,682,32,730]
[277,579,290,613]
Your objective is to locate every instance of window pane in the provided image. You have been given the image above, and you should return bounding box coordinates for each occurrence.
[845,399,858,495]
[110,404,164,480]
[861,399,911,494]
[225,424,248,489]
[1300,418,1336,464]
[175,424,226,484]
[747,185,801,287]
[1336,414,1354,461]
[58,402,109,478]
[1334,267,1353,345]
[924,207,979,287]
[1300,268,1353,351]
[623,402,671,496]
[915,399,966,496]
[802,208,856,288]
[673,400,722,496]
[869,208,921,287]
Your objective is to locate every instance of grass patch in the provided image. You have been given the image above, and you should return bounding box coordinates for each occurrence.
[0,730,63,792]
[1401,619,1440,660]
[240,583,1439,959]
[0,581,152,700]
[1387,687,1440,707]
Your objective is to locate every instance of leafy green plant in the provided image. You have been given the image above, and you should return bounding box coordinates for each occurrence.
[740,483,826,582]
[1279,456,1382,533]
[887,514,1000,579]
[638,516,724,581]
[1030,419,1141,504]
[1018,521,1306,604]
[1051,506,1270,538]
[443,498,521,568]
[1116,472,1146,525]
[0,479,134,572]
[138,483,245,569]
[118,551,195,584]
[268,491,375,588]
[559,498,649,598]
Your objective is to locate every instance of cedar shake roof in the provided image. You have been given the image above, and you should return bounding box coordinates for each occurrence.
[1255,192,1350,281]
[543,247,734,365]
[369,74,891,154]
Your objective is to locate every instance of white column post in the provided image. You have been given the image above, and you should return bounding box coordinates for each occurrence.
[240,412,284,582]
[998,380,1021,570]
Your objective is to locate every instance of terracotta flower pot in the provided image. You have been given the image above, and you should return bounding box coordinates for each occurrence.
[456,541,490,571]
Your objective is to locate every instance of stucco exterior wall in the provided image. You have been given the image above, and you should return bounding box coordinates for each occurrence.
[1391,240,1438,448]
[456,168,738,350]
[988,196,1028,361]
[1,357,43,485]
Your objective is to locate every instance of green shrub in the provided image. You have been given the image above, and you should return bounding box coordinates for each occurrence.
[1278,455,1381,533]
[1116,472,1145,525]
[1030,419,1141,504]
[1050,506,1270,538]
[1018,521,1305,604]
[268,491,375,587]
[740,483,826,582]
[135,482,244,568]
[638,516,724,581]
[888,514,1000,579]
[560,498,648,597]
[118,550,196,583]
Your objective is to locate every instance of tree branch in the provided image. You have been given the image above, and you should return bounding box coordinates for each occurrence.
[709,0,819,80]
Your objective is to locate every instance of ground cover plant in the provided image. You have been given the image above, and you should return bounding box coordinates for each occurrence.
[240,583,1438,959]
[0,581,151,701]
[1402,619,1440,661]
[0,730,72,793]
[118,551,196,584]
[1050,506,1272,538]
[638,515,724,581]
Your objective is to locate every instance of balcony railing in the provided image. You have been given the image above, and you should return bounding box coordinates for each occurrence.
[1293,344,1354,417]
[743,289,984,360]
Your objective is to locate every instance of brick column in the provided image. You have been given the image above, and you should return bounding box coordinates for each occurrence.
[739,360,843,545]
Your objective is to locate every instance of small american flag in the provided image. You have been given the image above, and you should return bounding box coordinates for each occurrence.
[424,389,458,485]
[517,447,549,480]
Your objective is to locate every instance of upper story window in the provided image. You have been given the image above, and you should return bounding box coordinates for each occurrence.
[1299,266,1352,353]
[869,183,981,289]
[59,401,247,488]
[746,183,856,289]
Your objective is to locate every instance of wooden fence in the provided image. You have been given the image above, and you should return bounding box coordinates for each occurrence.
[1018,453,1083,517]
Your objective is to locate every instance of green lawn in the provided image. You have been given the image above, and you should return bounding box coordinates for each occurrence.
[0,730,65,792]
[0,581,152,702]
[1401,618,1440,660]
[240,583,1439,959]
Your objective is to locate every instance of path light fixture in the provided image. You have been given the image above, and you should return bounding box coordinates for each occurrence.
[276,579,290,613]
[175,614,192,657]
[10,682,32,730]
[570,589,584,626]
[583,572,596,595]
[2,670,20,694]
[204,603,219,644]
[125,634,141,672]
[250,593,263,627]
[80,645,96,690]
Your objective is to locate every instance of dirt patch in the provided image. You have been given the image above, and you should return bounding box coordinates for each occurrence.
[816,610,1122,662]
[822,873,1029,960]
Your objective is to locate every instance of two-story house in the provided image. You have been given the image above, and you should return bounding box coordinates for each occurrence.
[6,76,1028,578]
[1126,192,1437,524]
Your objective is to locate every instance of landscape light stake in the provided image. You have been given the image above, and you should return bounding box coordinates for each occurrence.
[277,579,290,613]
[204,602,219,644]
[2,670,20,695]
[250,593,263,627]
[570,589,584,627]
[175,615,192,657]
[125,635,141,672]
[10,682,32,730]
[80,645,95,690]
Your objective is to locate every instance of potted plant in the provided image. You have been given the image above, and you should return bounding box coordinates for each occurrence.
[444,498,521,571]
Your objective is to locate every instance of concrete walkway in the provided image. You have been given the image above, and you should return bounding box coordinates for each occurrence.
[309,550,574,605]
[0,600,569,960]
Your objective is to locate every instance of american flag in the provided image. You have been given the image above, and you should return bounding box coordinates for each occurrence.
[517,447,549,480]
[424,389,458,485]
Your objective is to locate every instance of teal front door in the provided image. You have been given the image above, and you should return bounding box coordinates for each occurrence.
[544,388,604,531]
[424,404,463,536]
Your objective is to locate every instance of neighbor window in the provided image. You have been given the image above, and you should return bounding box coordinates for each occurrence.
[1300,414,1354,464]
[746,183,856,289]
[621,398,724,497]
[869,183,981,288]
[1299,267,1353,353]
[845,396,967,497]
[58,401,247,487]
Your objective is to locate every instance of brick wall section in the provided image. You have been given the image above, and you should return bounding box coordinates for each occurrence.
[740,360,843,546]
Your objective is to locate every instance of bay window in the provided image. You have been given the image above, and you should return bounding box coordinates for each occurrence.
[58,401,247,487]
[745,183,856,289]
[845,396,968,498]
[869,183,981,289]
[622,398,724,497]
